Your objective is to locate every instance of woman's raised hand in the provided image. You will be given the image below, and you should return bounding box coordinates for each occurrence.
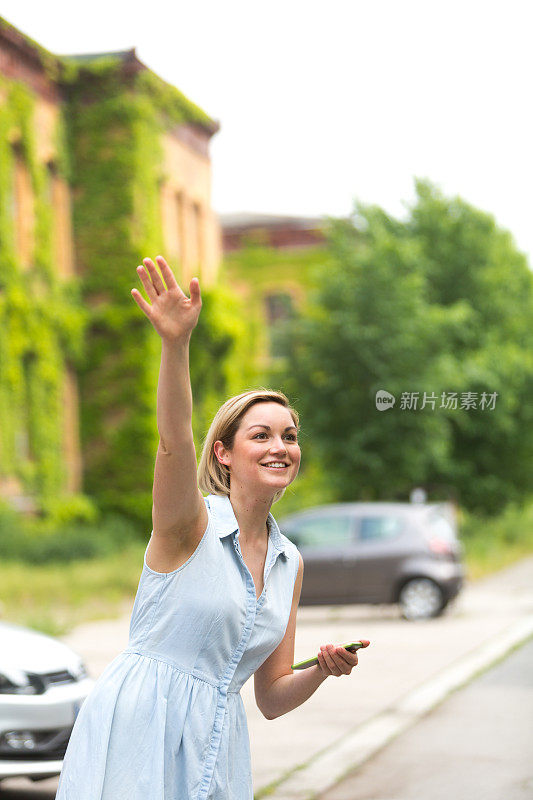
[131,256,202,342]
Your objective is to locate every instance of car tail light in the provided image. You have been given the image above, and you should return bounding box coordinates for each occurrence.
[428,537,454,556]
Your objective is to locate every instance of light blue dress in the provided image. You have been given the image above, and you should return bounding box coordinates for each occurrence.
[55,493,300,800]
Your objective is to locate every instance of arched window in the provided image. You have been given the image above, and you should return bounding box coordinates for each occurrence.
[46,160,74,278]
[175,190,186,267]
[263,292,295,358]
[12,141,35,270]
[15,351,37,463]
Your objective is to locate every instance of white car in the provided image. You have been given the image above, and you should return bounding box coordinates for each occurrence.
[0,620,94,784]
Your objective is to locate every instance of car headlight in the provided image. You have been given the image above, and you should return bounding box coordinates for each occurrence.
[0,672,38,695]
[73,661,89,680]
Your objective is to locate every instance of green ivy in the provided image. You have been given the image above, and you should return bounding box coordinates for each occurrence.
[54,57,253,528]
[0,16,64,83]
[1,46,254,531]
[0,74,89,521]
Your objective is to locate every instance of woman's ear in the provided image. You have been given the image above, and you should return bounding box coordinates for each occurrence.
[213,440,230,468]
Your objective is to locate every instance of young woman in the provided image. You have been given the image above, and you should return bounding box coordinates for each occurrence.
[55,255,370,800]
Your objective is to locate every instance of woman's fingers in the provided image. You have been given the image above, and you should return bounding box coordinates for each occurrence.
[142,257,166,295]
[318,643,362,677]
[189,277,202,307]
[131,287,153,317]
[319,645,343,676]
[336,646,358,669]
[316,651,327,675]
[132,257,203,340]
[155,255,183,294]
[316,639,370,678]
[136,265,158,302]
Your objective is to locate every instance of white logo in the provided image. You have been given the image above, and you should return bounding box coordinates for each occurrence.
[375,390,395,411]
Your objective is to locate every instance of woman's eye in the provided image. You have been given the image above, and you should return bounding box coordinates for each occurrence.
[253,433,297,440]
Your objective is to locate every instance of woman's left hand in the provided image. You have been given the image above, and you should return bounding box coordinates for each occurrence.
[316,640,370,678]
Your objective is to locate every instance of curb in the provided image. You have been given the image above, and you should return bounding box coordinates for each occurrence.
[259,614,533,800]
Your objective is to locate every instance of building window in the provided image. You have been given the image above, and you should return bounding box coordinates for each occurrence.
[193,202,203,270]
[15,351,37,463]
[187,200,203,273]
[12,142,35,270]
[175,191,186,268]
[45,159,56,204]
[47,160,74,278]
[264,292,296,358]
[62,363,82,492]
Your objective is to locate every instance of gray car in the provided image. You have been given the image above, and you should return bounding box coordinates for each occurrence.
[278,502,465,620]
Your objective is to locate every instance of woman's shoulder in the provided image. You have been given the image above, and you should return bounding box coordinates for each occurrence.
[268,513,300,562]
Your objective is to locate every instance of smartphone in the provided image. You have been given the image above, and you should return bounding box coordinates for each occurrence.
[291,641,365,670]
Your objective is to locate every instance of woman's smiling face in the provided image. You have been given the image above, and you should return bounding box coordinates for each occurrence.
[214,401,301,495]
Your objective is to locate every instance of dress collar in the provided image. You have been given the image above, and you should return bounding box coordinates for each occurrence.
[206,493,288,557]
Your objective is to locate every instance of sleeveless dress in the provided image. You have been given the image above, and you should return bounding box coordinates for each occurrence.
[55,493,300,800]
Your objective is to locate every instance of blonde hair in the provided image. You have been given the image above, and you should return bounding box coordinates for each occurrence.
[197,389,300,504]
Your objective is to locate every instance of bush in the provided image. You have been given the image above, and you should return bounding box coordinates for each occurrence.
[0,504,139,564]
[39,493,100,526]
[459,499,533,546]
[458,497,533,578]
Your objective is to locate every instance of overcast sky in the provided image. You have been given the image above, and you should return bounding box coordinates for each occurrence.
[3,1,532,267]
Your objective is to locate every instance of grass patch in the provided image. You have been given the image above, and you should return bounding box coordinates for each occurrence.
[459,499,533,579]
[0,542,147,636]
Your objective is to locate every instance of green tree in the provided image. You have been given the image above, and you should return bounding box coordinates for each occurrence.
[271,179,533,514]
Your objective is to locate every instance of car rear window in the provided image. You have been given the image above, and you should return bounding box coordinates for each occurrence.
[426,514,457,541]
[285,515,354,548]
[358,516,402,541]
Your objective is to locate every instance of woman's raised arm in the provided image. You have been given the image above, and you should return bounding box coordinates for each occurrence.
[131,255,207,546]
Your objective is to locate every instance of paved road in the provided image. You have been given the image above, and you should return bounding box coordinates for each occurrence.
[1,555,532,798]
[318,635,533,800]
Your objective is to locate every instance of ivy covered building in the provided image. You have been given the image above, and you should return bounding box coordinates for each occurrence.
[218,213,329,369]
[0,16,222,522]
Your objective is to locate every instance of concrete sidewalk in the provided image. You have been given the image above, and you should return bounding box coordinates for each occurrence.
[318,635,533,800]
[59,554,533,800]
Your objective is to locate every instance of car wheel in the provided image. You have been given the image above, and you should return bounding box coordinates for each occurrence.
[399,577,446,620]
